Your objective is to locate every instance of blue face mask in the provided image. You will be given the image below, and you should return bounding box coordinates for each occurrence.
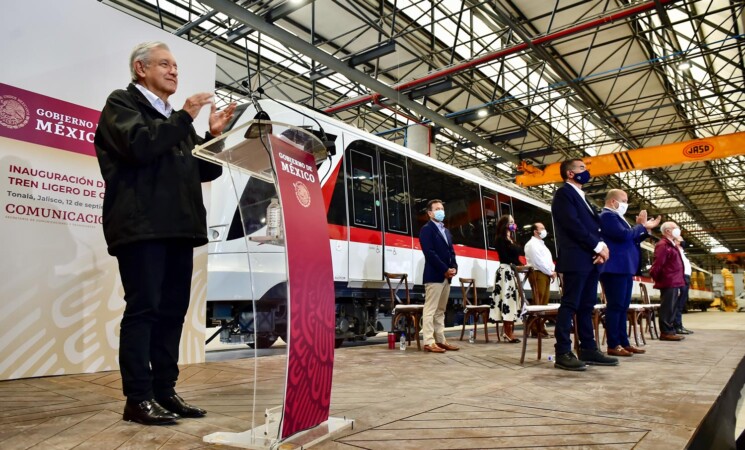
[433,210,445,222]
[572,170,591,185]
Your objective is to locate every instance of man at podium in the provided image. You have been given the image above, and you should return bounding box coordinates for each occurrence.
[94,41,236,426]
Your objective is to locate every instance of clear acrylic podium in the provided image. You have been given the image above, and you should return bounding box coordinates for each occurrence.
[193,119,353,449]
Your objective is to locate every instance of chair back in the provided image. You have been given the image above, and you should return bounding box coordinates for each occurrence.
[599,281,608,305]
[384,272,410,309]
[639,283,651,305]
[510,264,533,308]
[459,277,478,306]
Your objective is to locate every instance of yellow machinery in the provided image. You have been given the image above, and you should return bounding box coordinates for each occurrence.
[515,131,745,186]
[690,271,700,290]
[721,269,737,312]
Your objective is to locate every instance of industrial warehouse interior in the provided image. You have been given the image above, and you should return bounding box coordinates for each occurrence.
[1,1,744,449]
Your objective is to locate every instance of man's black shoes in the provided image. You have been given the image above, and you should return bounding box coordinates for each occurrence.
[554,352,587,371]
[156,394,207,418]
[578,348,619,366]
[676,327,694,335]
[123,399,179,425]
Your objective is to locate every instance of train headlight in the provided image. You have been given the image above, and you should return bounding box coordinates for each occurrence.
[209,225,227,242]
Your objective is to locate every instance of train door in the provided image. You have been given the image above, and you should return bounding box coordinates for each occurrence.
[380,151,413,276]
[345,140,383,281]
[483,189,513,287]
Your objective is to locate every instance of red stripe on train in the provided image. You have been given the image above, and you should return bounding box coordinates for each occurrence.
[321,160,343,213]
[329,224,497,260]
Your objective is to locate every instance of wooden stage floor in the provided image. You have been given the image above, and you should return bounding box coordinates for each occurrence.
[1,311,744,449]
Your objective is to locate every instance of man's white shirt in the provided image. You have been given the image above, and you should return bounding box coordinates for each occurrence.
[678,246,692,276]
[135,83,173,118]
[524,236,555,276]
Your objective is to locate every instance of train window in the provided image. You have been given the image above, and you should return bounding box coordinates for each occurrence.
[326,157,347,228]
[226,176,277,241]
[349,149,378,228]
[408,160,485,250]
[483,191,515,247]
[500,202,512,217]
[511,198,557,258]
[383,161,409,234]
[483,194,498,249]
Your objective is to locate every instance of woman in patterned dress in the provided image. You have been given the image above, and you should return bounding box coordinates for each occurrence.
[490,214,524,343]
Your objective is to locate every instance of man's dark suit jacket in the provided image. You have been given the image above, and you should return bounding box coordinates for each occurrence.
[599,209,648,275]
[551,183,603,273]
[420,220,457,284]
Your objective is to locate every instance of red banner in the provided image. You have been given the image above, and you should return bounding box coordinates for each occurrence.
[0,83,100,157]
[270,135,335,439]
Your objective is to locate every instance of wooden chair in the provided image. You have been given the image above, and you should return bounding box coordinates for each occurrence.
[598,281,647,347]
[557,273,581,353]
[594,283,609,345]
[384,272,423,350]
[458,277,492,342]
[639,283,660,340]
[513,265,560,364]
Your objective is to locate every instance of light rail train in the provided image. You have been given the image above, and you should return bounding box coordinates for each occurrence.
[203,99,711,348]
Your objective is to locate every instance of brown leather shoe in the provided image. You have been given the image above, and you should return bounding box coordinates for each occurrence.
[436,342,460,351]
[624,345,646,354]
[423,344,446,353]
[607,345,633,357]
[660,333,685,341]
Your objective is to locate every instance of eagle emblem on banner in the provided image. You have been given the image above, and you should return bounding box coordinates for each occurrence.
[293,181,311,208]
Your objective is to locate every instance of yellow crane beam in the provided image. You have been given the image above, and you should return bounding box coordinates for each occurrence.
[515,131,745,187]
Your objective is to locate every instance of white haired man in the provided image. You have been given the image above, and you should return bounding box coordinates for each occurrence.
[649,222,686,341]
[95,42,237,425]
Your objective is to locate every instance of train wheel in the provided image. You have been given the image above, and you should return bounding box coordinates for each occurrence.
[247,335,278,349]
[334,338,345,349]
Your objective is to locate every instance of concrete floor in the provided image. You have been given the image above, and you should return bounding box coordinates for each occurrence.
[0,310,743,449]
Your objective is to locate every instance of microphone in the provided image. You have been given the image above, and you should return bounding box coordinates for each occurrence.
[259,91,336,157]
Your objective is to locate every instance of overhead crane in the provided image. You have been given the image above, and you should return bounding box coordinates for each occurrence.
[515,131,745,187]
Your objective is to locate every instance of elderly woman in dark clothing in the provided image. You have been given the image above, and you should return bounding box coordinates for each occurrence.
[490,214,527,343]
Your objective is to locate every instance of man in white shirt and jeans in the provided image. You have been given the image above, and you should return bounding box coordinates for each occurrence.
[674,235,694,335]
[524,222,556,337]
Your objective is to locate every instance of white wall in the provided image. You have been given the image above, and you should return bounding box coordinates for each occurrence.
[0,0,216,380]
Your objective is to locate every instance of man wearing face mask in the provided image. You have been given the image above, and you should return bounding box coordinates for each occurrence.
[599,190,660,356]
[550,159,618,371]
[419,199,459,353]
[649,222,686,341]
[524,222,556,337]
[673,236,694,335]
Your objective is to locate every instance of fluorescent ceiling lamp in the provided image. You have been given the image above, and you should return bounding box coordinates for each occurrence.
[677,60,691,71]
[710,246,730,253]
[477,109,488,117]
[406,79,453,99]
[348,41,397,67]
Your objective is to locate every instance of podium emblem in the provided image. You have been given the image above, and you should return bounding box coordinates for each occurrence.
[293,181,311,208]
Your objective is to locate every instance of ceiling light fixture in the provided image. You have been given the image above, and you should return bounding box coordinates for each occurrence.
[477,109,488,118]
[677,60,691,71]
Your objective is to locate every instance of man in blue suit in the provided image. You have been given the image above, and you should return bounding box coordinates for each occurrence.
[551,159,618,370]
[599,189,660,357]
[419,199,459,353]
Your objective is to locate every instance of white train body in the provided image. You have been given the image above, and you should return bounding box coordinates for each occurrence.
[204,99,711,346]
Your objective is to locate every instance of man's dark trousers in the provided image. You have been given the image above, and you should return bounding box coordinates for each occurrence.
[599,272,633,349]
[555,268,599,355]
[674,275,691,328]
[659,287,680,335]
[116,239,193,402]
